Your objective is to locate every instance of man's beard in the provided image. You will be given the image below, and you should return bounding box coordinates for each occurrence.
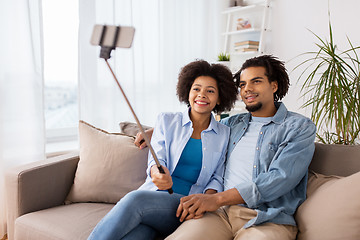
[245,102,262,112]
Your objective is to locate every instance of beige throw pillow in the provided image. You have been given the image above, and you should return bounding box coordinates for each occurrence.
[295,171,360,240]
[66,121,148,204]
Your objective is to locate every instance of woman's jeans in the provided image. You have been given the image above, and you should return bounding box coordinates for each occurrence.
[88,190,184,240]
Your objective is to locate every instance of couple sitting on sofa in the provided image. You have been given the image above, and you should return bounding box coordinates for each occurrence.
[88,55,316,240]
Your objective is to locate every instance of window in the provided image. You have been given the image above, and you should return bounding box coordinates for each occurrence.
[42,0,79,153]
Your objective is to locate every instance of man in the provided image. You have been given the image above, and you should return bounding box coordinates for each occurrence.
[135,55,316,240]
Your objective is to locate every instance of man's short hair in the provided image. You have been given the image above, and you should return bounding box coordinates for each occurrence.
[177,60,238,114]
[233,55,290,101]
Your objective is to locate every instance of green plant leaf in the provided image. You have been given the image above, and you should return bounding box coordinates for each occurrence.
[293,18,360,145]
[217,53,230,61]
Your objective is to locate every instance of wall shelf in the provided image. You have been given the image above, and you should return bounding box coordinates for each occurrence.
[221,0,271,72]
[222,28,261,36]
[222,4,265,14]
[231,51,259,56]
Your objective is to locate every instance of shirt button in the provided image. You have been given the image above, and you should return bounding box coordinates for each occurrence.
[204,148,206,150]
[233,142,236,145]
[254,165,257,168]
[260,132,263,134]
[256,147,259,150]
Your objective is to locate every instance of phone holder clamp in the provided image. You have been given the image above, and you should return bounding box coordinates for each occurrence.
[98,25,120,60]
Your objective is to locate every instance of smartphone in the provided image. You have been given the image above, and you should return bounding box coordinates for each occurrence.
[90,24,135,48]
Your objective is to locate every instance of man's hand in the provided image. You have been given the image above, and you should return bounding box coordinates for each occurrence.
[176,188,245,222]
[176,193,221,222]
[134,128,154,149]
[150,165,173,190]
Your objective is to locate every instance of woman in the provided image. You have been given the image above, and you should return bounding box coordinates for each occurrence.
[88,60,238,240]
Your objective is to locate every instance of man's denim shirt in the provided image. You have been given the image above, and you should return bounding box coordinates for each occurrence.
[220,102,316,228]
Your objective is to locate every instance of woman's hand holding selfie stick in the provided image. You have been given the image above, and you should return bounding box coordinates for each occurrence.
[134,129,153,149]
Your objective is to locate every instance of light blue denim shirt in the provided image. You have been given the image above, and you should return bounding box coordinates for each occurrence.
[139,109,229,195]
[220,102,316,228]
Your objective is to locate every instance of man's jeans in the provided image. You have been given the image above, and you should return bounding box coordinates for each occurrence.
[88,190,184,240]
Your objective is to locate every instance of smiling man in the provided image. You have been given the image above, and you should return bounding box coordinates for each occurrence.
[166,55,317,240]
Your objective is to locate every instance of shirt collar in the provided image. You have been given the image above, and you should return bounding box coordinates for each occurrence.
[182,108,219,134]
[207,113,219,134]
[271,102,287,124]
[181,108,192,126]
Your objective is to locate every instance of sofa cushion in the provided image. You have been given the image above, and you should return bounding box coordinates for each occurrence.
[15,203,113,240]
[309,143,360,176]
[295,171,360,240]
[119,121,151,136]
[66,121,148,204]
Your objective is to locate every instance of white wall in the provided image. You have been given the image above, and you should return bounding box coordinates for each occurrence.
[267,0,360,116]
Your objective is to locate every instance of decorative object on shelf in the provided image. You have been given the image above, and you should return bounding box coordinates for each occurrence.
[236,18,251,30]
[236,0,244,6]
[216,52,231,69]
[234,40,259,52]
[234,40,259,46]
[294,20,360,145]
[217,52,230,61]
[229,0,244,7]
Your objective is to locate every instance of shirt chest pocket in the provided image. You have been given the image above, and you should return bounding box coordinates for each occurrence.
[260,143,279,167]
[268,143,278,152]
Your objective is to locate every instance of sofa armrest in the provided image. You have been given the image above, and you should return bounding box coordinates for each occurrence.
[5,151,79,240]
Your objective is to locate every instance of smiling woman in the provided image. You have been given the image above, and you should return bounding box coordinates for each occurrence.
[87,59,238,240]
[188,76,220,118]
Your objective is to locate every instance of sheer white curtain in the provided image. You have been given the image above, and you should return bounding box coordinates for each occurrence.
[0,0,45,237]
[79,0,223,131]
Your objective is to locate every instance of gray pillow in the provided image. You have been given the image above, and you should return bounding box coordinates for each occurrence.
[119,121,151,136]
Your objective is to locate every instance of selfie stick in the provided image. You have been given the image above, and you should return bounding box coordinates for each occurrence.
[91,25,173,194]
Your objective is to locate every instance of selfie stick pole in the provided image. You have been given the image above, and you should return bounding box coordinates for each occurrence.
[103,60,173,194]
[97,29,173,194]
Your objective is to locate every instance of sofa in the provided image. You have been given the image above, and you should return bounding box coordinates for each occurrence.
[5,121,360,240]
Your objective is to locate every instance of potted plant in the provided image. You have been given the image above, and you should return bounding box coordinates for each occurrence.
[218,52,230,61]
[294,20,360,145]
[216,52,231,69]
